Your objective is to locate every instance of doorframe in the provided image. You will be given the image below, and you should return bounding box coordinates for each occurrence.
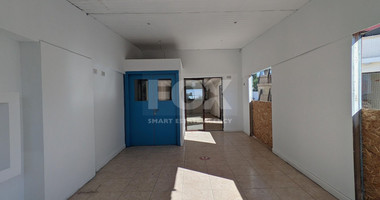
[124,70,181,147]
[352,24,380,200]
[352,32,364,200]
[184,77,224,131]
[184,78,205,131]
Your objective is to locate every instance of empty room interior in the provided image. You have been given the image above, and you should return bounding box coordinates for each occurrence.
[1,0,380,200]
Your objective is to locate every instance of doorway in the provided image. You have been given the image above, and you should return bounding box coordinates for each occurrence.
[352,24,380,200]
[184,78,223,131]
[124,71,180,146]
[248,68,273,148]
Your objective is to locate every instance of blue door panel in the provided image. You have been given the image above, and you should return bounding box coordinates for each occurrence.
[154,74,177,145]
[125,71,179,146]
[128,74,154,146]
[155,101,177,145]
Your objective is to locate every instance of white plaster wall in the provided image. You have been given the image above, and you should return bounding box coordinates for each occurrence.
[0,30,23,200]
[241,1,380,199]
[142,49,243,132]
[94,67,125,171]
[0,0,142,199]
[21,41,125,200]
[41,42,95,200]
[20,42,44,200]
[272,38,353,200]
[0,32,22,93]
[124,59,182,72]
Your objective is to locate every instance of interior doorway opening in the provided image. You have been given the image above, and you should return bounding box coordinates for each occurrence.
[248,67,273,149]
[352,23,380,200]
[184,77,223,131]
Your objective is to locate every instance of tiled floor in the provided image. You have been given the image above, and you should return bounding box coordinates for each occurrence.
[69,131,337,200]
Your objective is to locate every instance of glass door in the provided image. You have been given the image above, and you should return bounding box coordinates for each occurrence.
[185,79,205,131]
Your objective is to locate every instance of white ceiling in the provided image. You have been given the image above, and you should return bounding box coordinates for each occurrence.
[68,0,310,50]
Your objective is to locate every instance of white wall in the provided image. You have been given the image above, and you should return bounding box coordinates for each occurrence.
[94,67,125,171]
[272,38,353,199]
[41,42,95,200]
[0,0,142,199]
[21,41,97,200]
[0,31,22,93]
[20,42,44,200]
[242,0,380,199]
[143,49,243,131]
[0,30,24,200]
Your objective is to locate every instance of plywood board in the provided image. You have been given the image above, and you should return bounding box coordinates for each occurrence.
[250,101,254,136]
[252,101,272,148]
[362,109,380,200]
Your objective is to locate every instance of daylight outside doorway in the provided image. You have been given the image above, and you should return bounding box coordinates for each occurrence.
[184,78,224,131]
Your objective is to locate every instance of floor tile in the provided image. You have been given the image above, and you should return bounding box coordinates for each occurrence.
[78,179,101,193]
[230,164,259,176]
[287,173,319,188]
[97,179,130,192]
[68,193,92,200]
[124,178,157,192]
[262,174,299,188]
[182,188,214,200]
[212,189,246,200]
[150,190,182,200]
[69,131,336,200]
[153,179,182,192]
[118,191,151,200]
[88,192,122,200]
[235,175,272,189]
[274,188,314,200]
[302,186,338,200]
[244,189,280,200]
[209,175,239,190]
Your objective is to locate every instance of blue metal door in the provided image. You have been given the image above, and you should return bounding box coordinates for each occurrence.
[125,71,179,146]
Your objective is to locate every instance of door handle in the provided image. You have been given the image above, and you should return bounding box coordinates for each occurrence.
[153,109,159,116]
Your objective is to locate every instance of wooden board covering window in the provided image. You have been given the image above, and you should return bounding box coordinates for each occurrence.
[362,109,380,200]
[252,101,272,148]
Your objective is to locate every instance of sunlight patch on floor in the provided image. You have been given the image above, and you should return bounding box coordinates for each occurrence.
[171,167,242,200]
[184,131,216,144]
